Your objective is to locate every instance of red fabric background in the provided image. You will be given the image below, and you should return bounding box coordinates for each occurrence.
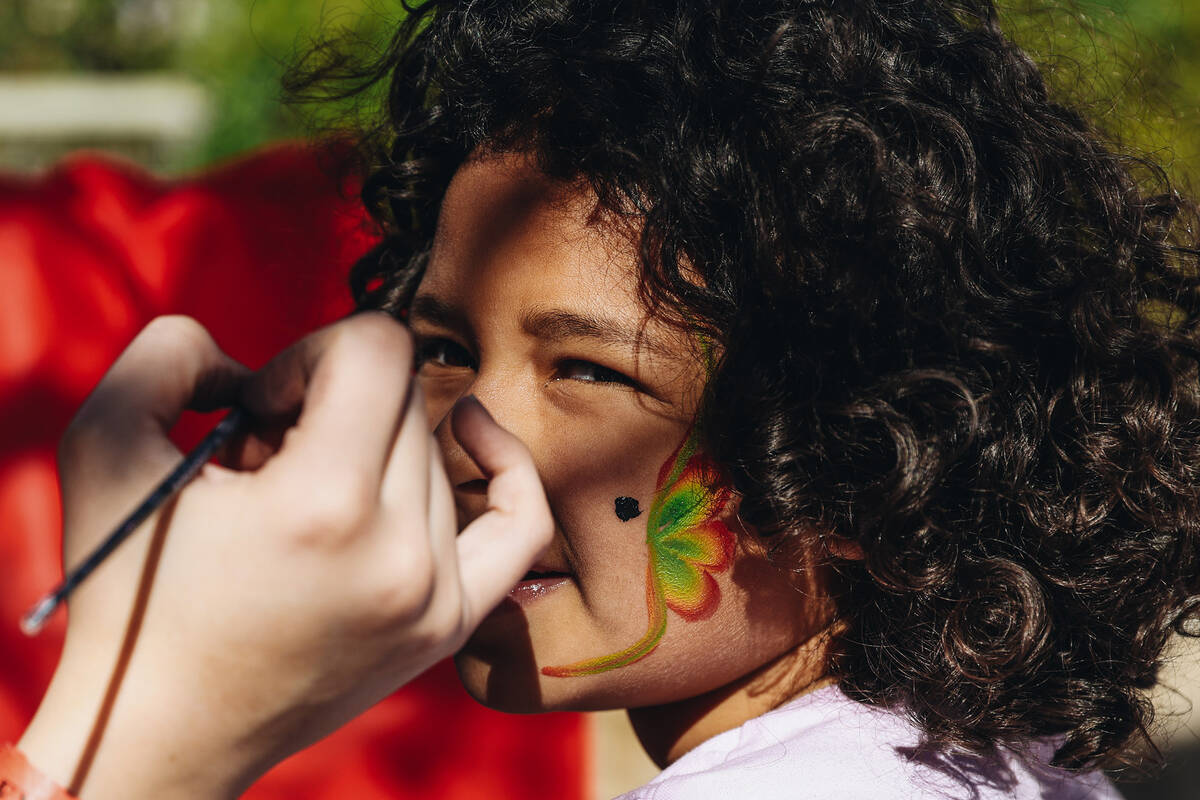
[0,145,587,799]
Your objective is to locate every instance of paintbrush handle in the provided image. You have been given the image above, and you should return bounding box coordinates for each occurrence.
[19,406,249,636]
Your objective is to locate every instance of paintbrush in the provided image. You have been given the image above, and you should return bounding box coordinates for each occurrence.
[19,406,250,636]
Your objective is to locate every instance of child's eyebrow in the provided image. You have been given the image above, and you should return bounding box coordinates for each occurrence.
[519,307,678,360]
[409,294,471,334]
[407,293,679,361]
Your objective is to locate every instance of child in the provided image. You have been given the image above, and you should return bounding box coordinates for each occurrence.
[11,1,1199,798]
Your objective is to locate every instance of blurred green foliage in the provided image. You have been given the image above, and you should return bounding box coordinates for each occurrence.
[0,0,1196,181]
[0,0,403,169]
[1000,0,1200,186]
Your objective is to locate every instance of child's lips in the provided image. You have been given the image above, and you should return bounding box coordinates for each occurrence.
[508,570,572,606]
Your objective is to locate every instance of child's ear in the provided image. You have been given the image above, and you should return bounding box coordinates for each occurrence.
[717,489,752,535]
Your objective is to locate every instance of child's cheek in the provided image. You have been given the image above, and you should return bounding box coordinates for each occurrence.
[543,426,737,677]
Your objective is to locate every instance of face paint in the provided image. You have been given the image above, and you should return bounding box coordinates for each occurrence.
[542,424,735,677]
[615,496,642,522]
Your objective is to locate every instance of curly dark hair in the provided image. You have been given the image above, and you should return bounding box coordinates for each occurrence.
[287,0,1200,772]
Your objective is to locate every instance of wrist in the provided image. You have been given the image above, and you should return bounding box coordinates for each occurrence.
[18,651,252,800]
[0,743,76,799]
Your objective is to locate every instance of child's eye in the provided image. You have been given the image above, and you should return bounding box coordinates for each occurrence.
[416,337,476,370]
[554,359,636,387]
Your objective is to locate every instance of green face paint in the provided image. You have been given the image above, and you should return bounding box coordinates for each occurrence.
[541,425,735,677]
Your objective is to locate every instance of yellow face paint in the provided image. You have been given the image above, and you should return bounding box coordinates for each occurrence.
[542,424,735,677]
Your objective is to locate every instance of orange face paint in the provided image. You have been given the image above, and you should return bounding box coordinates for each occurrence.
[542,424,735,677]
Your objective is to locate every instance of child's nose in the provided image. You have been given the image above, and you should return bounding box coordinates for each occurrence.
[431,371,545,491]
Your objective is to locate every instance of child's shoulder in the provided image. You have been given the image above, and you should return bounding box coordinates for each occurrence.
[617,686,1120,800]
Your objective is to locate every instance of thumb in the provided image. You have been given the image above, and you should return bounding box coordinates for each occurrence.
[451,396,554,628]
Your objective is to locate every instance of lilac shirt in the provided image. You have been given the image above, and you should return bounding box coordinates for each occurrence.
[617,686,1120,799]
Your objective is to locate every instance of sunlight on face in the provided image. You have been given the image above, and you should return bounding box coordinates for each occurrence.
[412,151,816,712]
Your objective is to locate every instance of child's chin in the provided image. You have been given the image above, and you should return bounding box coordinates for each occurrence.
[453,649,547,712]
[453,649,613,713]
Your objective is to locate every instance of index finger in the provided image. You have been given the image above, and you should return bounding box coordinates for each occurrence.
[65,315,249,479]
[240,312,416,480]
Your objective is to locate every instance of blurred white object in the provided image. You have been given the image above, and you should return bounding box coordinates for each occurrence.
[0,73,213,171]
[1151,635,1200,749]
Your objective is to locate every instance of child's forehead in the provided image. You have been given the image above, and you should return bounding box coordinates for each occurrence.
[423,150,714,364]
[430,156,639,297]
[444,149,588,212]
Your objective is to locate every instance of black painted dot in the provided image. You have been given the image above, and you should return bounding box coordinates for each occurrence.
[615,496,642,522]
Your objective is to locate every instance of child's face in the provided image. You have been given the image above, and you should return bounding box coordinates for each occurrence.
[413,151,820,712]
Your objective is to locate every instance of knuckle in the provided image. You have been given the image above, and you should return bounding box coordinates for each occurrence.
[520,488,556,549]
[138,315,214,355]
[378,543,438,622]
[426,592,469,644]
[135,316,221,378]
[338,312,415,370]
[533,506,556,549]
[290,475,376,544]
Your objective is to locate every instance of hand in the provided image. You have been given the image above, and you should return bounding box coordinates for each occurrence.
[18,313,553,800]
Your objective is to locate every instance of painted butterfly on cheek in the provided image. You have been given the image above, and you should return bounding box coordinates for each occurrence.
[542,427,736,677]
